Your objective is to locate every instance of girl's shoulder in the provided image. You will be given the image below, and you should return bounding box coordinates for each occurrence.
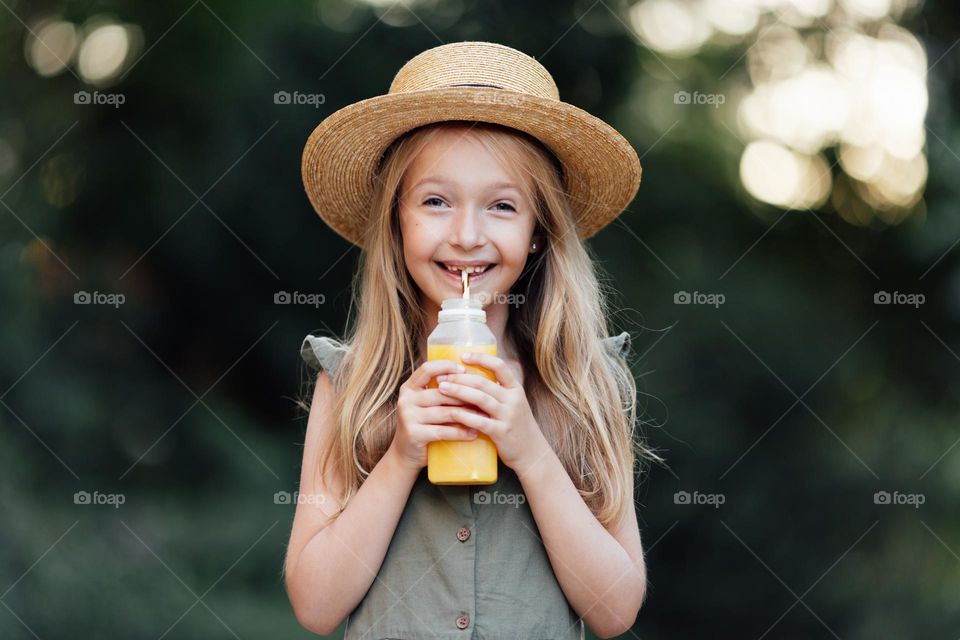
[301,333,350,376]
[601,330,631,359]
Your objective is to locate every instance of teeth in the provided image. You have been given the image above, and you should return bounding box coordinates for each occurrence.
[444,264,489,274]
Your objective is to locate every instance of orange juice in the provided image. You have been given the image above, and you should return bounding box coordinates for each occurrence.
[426,297,498,485]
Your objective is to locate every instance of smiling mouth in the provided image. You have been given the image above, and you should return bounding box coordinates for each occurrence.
[434,261,496,283]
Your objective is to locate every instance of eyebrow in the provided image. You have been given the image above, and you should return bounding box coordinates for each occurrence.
[410,177,522,193]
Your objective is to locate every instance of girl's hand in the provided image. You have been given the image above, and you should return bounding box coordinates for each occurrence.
[389,359,483,472]
[434,352,551,476]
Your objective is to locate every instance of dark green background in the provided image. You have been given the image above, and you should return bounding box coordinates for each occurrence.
[1,0,958,637]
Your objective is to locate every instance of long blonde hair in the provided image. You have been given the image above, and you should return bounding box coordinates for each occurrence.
[308,121,661,528]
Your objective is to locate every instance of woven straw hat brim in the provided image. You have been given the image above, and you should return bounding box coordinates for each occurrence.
[301,86,641,249]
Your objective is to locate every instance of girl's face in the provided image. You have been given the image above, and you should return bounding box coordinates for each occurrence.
[398,127,538,309]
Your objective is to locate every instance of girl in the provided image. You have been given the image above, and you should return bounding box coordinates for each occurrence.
[284,41,661,639]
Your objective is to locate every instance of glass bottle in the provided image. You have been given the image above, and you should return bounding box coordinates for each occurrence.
[426,297,499,484]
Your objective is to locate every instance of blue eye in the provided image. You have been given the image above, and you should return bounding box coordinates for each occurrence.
[423,197,446,207]
[492,202,516,212]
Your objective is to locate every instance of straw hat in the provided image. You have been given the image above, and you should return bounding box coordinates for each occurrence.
[301,41,642,249]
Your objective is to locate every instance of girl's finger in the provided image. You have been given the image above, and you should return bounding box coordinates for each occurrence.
[460,352,518,388]
[438,381,498,415]
[448,407,495,433]
[425,425,478,442]
[407,359,466,389]
[433,373,505,401]
[418,405,476,425]
[412,389,469,407]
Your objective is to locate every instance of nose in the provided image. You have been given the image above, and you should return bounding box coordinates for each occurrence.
[449,207,486,250]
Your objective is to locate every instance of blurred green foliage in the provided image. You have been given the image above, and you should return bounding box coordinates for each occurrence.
[1,0,959,638]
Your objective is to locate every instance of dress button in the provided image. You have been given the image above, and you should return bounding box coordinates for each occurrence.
[456,526,471,542]
[455,612,470,629]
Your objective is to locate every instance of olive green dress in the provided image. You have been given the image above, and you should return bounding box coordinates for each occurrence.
[300,331,630,640]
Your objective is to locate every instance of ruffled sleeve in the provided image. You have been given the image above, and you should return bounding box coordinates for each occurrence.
[300,334,349,375]
[601,331,631,359]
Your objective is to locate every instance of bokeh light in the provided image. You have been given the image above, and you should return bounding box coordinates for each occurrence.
[740,140,832,208]
[77,20,135,84]
[25,15,144,85]
[630,0,713,57]
[630,0,926,222]
[24,18,79,77]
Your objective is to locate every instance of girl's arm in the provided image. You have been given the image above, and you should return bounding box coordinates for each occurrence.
[515,450,647,639]
[283,371,420,635]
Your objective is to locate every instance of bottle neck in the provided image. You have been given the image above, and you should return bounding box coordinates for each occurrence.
[437,314,487,324]
[438,297,486,323]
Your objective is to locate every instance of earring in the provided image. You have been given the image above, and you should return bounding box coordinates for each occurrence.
[531,242,537,251]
